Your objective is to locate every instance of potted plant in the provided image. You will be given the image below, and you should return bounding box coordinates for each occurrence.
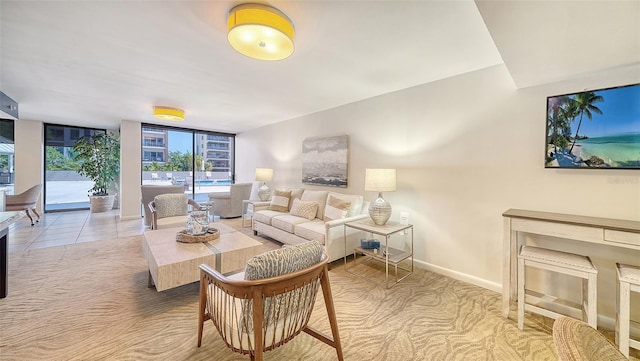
[72,132,120,213]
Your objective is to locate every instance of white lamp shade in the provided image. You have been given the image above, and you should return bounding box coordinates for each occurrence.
[364,169,396,192]
[255,168,273,182]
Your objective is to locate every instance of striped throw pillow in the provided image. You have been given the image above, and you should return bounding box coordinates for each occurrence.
[269,190,291,212]
[323,195,351,221]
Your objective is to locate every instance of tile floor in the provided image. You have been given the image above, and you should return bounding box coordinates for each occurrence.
[7,210,145,253]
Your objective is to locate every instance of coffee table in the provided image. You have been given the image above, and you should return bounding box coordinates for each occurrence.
[142,223,262,291]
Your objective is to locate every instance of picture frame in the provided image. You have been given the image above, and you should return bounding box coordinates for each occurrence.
[302,135,348,187]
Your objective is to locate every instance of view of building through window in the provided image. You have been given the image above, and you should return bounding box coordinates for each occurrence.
[141,125,235,203]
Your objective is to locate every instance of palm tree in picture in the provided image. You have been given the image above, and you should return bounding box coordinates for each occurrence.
[568,91,604,154]
[548,96,575,156]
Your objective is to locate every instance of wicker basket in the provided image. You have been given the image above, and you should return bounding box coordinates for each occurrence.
[176,228,220,243]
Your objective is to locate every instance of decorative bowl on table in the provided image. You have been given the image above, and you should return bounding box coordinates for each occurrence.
[176,228,220,243]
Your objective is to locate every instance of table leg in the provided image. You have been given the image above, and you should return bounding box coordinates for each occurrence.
[502,217,511,318]
[147,270,155,289]
[1,227,9,298]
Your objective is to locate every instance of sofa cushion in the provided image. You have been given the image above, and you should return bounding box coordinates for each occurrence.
[300,190,328,219]
[294,220,326,244]
[289,188,305,209]
[272,214,311,233]
[289,198,318,220]
[328,192,364,217]
[323,194,351,221]
[253,210,284,225]
[269,190,291,212]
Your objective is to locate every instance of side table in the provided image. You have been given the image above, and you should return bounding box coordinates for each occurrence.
[344,219,414,288]
[242,200,259,228]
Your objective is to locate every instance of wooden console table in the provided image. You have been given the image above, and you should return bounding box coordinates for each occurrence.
[502,208,640,318]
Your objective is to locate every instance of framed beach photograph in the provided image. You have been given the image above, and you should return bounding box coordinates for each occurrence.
[545,83,640,169]
[302,135,348,187]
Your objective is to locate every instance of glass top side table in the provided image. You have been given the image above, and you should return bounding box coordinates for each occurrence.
[344,219,414,288]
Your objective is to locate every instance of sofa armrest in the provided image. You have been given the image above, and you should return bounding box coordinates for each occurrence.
[252,201,271,212]
[324,213,369,230]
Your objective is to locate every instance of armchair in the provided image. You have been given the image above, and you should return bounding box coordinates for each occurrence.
[140,185,185,228]
[5,184,41,226]
[208,183,252,218]
[198,241,343,361]
[148,193,201,230]
[553,316,626,361]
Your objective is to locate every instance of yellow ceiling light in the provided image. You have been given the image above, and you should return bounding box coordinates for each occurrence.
[227,3,295,61]
[153,106,184,121]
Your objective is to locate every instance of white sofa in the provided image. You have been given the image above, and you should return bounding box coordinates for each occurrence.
[252,188,370,263]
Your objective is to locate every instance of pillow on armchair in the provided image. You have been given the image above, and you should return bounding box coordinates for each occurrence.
[154,194,189,218]
[244,240,323,280]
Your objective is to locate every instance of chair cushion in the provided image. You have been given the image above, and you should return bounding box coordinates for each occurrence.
[300,190,328,219]
[269,190,291,212]
[323,194,351,221]
[154,194,188,218]
[244,240,323,280]
[289,198,319,220]
[156,215,187,229]
[289,188,305,208]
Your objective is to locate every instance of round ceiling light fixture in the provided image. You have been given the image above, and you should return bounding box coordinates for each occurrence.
[153,106,185,121]
[227,3,295,61]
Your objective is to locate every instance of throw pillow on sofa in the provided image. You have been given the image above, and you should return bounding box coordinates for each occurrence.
[289,198,318,220]
[269,190,291,212]
[323,195,351,221]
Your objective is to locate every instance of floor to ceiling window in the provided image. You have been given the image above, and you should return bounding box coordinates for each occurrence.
[0,119,14,195]
[44,124,105,212]
[141,124,235,204]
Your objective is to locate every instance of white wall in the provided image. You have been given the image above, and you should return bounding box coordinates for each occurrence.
[119,120,142,221]
[236,64,640,321]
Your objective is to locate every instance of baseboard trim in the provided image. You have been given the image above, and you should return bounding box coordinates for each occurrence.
[414,259,502,293]
[119,215,141,221]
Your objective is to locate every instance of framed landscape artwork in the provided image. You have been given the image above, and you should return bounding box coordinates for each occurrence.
[545,83,640,169]
[302,135,348,187]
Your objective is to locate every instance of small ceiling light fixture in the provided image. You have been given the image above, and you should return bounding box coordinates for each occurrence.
[153,106,185,121]
[227,3,295,61]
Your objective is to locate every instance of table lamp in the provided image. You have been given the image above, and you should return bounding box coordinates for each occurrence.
[364,168,396,225]
[255,168,273,201]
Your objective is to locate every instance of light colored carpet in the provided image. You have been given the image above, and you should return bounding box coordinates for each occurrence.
[1,219,633,360]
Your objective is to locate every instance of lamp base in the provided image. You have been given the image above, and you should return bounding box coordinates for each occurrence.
[258,183,271,201]
[368,193,391,225]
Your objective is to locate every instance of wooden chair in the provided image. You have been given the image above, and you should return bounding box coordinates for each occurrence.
[553,316,626,361]
[148,193,200,230]
[197,251,344,361]
[5,184,41,226]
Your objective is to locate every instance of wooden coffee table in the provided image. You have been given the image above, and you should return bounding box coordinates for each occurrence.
[142,223,262,291]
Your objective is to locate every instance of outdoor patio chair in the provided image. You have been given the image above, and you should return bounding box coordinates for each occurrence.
[5,184,42,226]
[148,193,201,230]
[197,241,343,361]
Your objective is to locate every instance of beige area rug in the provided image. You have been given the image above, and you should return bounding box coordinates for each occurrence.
[1,219,634,360]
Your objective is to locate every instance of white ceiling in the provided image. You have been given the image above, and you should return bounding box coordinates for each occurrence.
[1,1,638,134]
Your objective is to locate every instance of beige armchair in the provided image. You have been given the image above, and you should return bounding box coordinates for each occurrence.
[141,185,185,228]
[208,183,252,218]
[148,193,201,230]
[5,184,42,226]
